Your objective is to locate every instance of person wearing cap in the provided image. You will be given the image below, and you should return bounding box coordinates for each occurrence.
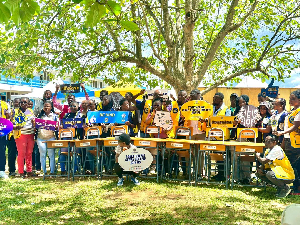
[256,136,294,198]
[114,133,140,186]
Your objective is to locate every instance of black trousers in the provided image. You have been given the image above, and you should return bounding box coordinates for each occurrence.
[114,163,138,178]
[7,136,17,173]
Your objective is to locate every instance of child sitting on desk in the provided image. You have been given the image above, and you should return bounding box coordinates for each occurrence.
[114,133,140,186]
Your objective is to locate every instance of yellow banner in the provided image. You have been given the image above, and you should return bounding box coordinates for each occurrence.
[181,100,213,121]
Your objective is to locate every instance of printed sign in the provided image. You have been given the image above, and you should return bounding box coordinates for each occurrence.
[139,141,151,146]
[208,131,223,137]
[113,129,126,136]
[261,78,279,98]
[153,111,173,130]
[146,127,160,133]
[210,116,236,128]
[118,148,153,171]
[241,148,255,152]
[87,111,129,124]
[146,89,168,100]
[52,143,63,147]
[181,100,213,121]
[176,128,191,136]
[171,143,183,148]
[0,118,13,136]
[35,118,58,131]
[203,145,217,150]
[236,105,261,128]
[80,142,90,147]
[62,118,84,129]
[60,84,81,93]
[110,92,124,111]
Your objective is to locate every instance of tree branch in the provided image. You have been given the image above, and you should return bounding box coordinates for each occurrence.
[196,0,258,86]
[200,67,258,95]
[257,5,300,65]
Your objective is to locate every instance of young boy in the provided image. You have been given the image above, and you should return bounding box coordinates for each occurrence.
[256,136,295,198]
[114,133,140,186]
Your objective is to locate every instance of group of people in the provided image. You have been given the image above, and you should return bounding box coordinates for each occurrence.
[0,84,299,197]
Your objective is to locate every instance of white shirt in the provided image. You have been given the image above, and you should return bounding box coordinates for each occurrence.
[115,144,136,155]
[295,111,300,122]
[265,145,284,161]
[284,116,290,138]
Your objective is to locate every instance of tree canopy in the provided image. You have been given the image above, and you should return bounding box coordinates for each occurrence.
[0,0,300,93]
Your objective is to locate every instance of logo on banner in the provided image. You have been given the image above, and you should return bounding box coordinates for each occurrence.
[181,100,213,120]
[210,116,236,128]
[62,118,84,129]
[0,118,13,136]
[35,118,58,131]
[118,148,153,171]
[87,111,129,124]
[60,84,80,93]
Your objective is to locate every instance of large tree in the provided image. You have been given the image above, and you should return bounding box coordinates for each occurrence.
[0,0,300,93]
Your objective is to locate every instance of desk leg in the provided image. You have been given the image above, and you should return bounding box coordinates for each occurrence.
[189,146,192,185]
[231,147,236,189]
[225,146,229,189]
[100,145,104,180]
[96,144,99,180]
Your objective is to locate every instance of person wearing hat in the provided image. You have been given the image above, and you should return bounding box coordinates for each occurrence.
[256,136,294,198]
[114,133,140,186]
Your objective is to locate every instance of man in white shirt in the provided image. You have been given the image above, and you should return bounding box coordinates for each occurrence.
[256,136,295,198]
[114,133,140,186]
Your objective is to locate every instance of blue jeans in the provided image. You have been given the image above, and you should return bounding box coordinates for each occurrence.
[59,137,79,172]
[37,137,56,173]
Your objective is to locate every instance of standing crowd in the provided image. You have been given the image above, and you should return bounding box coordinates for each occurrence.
[0,84,299,197]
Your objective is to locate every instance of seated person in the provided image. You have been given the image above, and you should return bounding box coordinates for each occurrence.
[114,133,140,186]
[256,136,295,198]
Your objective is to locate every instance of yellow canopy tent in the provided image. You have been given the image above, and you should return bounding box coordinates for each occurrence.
[94,82,143,99]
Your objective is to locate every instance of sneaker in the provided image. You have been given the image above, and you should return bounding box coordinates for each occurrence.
[19,173,25,179]
[0,171,8,179]
[276,186,291,198]
[9,172,16,176]
[27,172,37,177]
[131,177,140,185]
[117,178,124,186]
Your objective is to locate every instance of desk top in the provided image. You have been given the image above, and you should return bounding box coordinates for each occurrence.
[45,137,265,148]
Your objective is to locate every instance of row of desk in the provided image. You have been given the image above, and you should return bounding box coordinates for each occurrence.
[45,137,265,188]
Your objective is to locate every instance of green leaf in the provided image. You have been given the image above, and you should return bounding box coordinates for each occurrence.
[4,0,20,11]
[120,20,139,31]
[11,8,21,25]
[0,3,11,23]
[106,0,121,16]
[86,3,106,27]
[72,0,83,3]
[19,0,40,22]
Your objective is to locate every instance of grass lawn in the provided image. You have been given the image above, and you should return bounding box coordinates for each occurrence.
[0,177,299,224]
